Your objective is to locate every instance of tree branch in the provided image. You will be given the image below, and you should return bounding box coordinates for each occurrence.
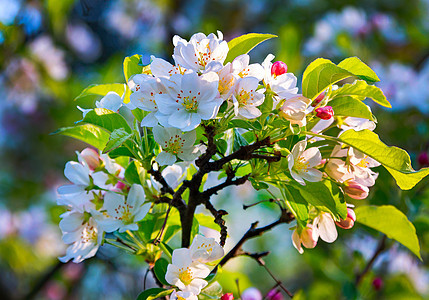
[200,174,250,200]
[148,166,175,195]
[204,201,229,247]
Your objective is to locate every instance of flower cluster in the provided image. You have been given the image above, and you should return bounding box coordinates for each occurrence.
[165,235,224,298]
[57,148,151,263]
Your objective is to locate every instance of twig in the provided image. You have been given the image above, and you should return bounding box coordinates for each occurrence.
[148,166,175,195]
[355,235,387,285]
[204,201,229,247]
[200,174,250,200]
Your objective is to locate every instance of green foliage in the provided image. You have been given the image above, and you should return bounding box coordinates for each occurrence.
[136,288,174,300]
[54,124,110,150]
[104,128,133,152]
[83,108,132,133]
[328,96,375,121]
[337,57,379,83]
[124,54,143,82]
[200,282,223,299]
[74,83,126,101]
[125,161,144,185]
[225,33,277,63]
[338,129,429,190]
[154,258,170,286]
[330,80,390,108]
[355,205,421,259]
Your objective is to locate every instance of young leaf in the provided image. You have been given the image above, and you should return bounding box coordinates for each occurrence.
[83,108,132,133]
[355,205,421,260]
[225,33,277,63]
[54,124,109,150]
[136,288,174,300]
[195,213,220,232]
[232,129,249,152]
[124,54,143,82]
[338,129,429,190]
[283,187,309,227]
[125,161,144,185]
[328,96,375,121]
[104,128,133,152]
[338,57,379,83]
[154,258,170,286]
[330,80,390,108]
[74,83,126,101]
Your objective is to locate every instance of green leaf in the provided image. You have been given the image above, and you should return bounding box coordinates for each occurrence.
[302,61,354,100]
[338,129,429,190]
[54,124,109,150]
[338,57,379,83]
[330,80,390,108]
[83,108,132,133]
[232,129,249,152]
[200,281,223,299]
[355,205,421,260]
[136,288,174,300]
[74,83,125,101]
[328,96,375,121]
[225,33,277,63]
[104,128,133,152]
[248,177,269,190]
[109,146,136,158]
[154,258,170,286]
[283,187,309,227]
[125,161,144,185]
[291,180,347,220]
[124,54,143,82]
[195,213,220,232]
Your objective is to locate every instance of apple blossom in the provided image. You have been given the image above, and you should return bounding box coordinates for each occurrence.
[165,248,210,295]
[153,126,200,166]
[155,72,223,131]
[173,31,228,73]
[339,117,376,132]
[313,212,338,243]
[231,54,264,81]
[95,91,123,112]
[189,235,224,263]
[271,61,288,77]
[343,179,369,199]
[279,95,312,127]
[221,293,234,300]
[78,148,101,171]
[335,208,356,229]
[59,211,103,263]
[170,290,198,300]
[231,76,265,119]
[292,224,319,254]
[287,140,323,185]
[312,92,325,107]
[150,56,188,78]
[94,184,151,233]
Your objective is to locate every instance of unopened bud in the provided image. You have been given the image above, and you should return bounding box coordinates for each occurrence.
[221,293,234,300]
[336,208,356,229]
[80,148,100,170]
[344,180,369,200]
[418,152,429,167]
[271,61,288,77]
[301,225,318,249]
[315,106,334,120]
[372,277,383,290]
[115,181,126,191]
[266,289,284,300]
[312,92,325,107]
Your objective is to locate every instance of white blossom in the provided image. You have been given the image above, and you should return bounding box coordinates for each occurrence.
[288,140,323,185]
[313,212,338,243]
[165,248,210,294]
[153,126,200,165]
[279,95,312,127]
[189,235,224,263]
[231,77,264,119]
[292,224,319,254]
[155,72,223,131]
[170,291,198,300]
[59,211,103,263]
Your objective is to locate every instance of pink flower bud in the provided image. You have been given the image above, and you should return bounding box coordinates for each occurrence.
[418,152,429,167]
[336,208,356,229]
[267,289,284,300]
[271,61,288,77]
[115,181,126,191]
[80,148,100,170]
[301,225,318,249]
[221,293,234,300]
[372,277,383,290]
[343,180,369,200]
[312,92,325,107]
[315,106,334,120]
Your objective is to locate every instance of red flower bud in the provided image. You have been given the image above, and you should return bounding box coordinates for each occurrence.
[418,152,429,167]
[80,148,101,170]
[312,92,325,107]
[221,293,234,300]
[335,208,356,229]
[343,179,369,200]
[372,277,383,290]
[271,61,288,77]
[267,289,284,300]
[315,106,334,120]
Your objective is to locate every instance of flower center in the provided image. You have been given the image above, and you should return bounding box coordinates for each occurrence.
[219,76,234,94]
[182,95,199,112]
[294,156,310,173]
[237,88,254,106]
[356,157,369,168]
[197,242,213,254]
[114,203,134,224]
[81,223,98,244]
[165,135,185,154]
[178,267,193,285]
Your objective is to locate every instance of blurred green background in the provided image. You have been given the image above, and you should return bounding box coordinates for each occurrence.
[1,0,429,299]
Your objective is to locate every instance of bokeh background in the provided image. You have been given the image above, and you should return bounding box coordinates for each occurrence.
[1,0,429,299]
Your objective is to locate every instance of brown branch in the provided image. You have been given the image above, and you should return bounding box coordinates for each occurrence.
[355,235,387,286]
[200,174,250,200]
[204,201,229,247]
[148,166,175,195]
[217,210,295,268]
